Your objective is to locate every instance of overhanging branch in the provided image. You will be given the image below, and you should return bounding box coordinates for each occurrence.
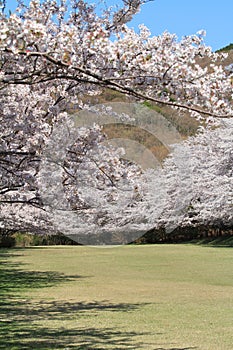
[3,49,233,119]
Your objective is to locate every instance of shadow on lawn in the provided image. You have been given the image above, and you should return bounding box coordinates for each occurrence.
[0,249,149,349]
[154,348,197,350]
[153,348,197,350]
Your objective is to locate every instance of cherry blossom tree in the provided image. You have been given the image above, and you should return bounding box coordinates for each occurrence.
[0,0,232,242]
[156,121,233,233]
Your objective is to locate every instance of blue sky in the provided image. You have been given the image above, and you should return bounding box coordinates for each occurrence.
[6,0,233,51]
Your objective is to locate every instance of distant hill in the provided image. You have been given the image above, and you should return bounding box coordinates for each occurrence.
[69,47,233,165]
[69,88,200,166]
[98,89,199,139]
[216,43,233,52]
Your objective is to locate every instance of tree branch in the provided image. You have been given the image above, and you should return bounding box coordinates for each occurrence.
[4,49,232,119]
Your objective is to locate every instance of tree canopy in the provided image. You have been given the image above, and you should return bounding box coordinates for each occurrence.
[0,0,232,244]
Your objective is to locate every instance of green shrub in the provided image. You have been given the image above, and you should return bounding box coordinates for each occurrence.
[0,233,15,248]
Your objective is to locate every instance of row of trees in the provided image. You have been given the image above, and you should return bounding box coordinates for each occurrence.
[0,0,232,244]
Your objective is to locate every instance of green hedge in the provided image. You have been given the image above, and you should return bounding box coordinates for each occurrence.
[0,230,80,247]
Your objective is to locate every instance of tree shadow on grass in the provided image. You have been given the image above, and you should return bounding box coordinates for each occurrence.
[0,297,152,349]
[0,249,152,349]
[154,348,197,350]
[0,322,148,349]
[191,235,233,247]
[0,249,83,296]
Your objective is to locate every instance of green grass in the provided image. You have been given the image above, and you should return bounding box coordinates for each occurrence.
[0,245,232,349]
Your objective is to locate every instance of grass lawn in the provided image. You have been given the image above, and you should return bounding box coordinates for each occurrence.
[0,244,232,349]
